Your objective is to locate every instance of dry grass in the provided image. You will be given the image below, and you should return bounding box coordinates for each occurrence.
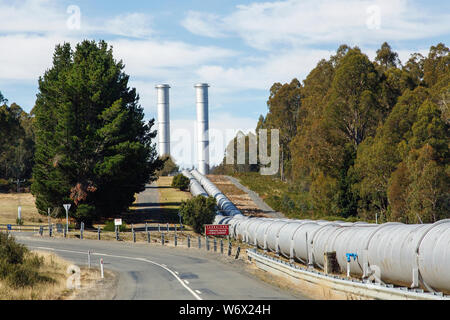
[0,250,72,300]
[157,176,191,214]
[0,193,49,225]
[0,250,109,300]
[207,175,269,218]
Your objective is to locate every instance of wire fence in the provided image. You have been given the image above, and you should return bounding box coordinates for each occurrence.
[1,222,245,260]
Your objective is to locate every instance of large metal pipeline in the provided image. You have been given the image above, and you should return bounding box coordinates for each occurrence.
[187,170,450,294]
[182,170,208,197]
[191,169,242,216]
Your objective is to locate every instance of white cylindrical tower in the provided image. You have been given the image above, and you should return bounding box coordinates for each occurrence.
[195,83,210,175]
[156,84,171,157]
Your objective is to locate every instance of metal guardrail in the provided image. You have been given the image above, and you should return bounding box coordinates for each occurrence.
[4,224,243,259]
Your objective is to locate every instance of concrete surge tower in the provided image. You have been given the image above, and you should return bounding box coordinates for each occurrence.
[156,84,171,156]
[195,83,210,175]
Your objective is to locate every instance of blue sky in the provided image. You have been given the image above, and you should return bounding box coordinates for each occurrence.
[0,0,449,167]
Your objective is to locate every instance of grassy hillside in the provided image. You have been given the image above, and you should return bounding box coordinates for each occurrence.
[233,172,366,222]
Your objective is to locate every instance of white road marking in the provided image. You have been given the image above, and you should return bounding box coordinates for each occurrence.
[195,290,202,294]
[35,247,55,251]
[28,245,202,300]
[184,280,189,284]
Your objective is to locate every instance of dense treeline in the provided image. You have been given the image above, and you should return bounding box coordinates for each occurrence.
[215,42,449,224]
[0,93,35,191]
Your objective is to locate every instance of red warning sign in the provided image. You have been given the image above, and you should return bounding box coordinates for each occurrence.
[205,224,230,236]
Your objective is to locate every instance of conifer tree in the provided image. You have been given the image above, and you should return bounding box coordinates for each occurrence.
[31,40,163,224]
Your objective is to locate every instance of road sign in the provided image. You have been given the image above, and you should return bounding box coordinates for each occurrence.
[114,219,122,226]
[7,224,12,231]
[205,224,230,236]
[63,204,71,234]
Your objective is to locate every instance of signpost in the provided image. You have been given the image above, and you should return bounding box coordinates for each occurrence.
[63,204,71,234]
[205,224,230,236]
[114,219,122,241]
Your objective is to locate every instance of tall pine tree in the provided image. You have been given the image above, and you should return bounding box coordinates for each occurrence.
[31,40,163,225]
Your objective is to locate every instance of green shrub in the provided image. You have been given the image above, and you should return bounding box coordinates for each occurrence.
[179,196,217,234]
[0,232,27,264]
[5,263,53,288]
[16,218,24,226]
[103,220,127,232]
[171,174,190,191]
[0,232,53,288]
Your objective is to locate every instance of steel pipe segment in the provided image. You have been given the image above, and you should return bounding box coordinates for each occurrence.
[265,220,293,253]
[417,219,450,291]
[255,219,278,249]
[277,220,312,259]
[291,222,322,262]
[247,218,272,245]
[331,224,379,274]
[367,223,430,285]
[191,169,242,216]
[182,170,208,197]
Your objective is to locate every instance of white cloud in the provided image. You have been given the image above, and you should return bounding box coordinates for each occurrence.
[95,13,154,39]
[195,48,334,91]
[0,0,67,34]
[111,39,237,78]
[182,0,450,50]
[0,34,78,80]
[0,0,155,39]
[181,11,227,38]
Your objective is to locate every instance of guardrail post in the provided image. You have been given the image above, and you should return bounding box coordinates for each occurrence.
[115,226,119,241]
[49,225,52,237]
[39,226,43,236]
[161,233,165,245]
[228,241,232,256]
[97,226,101,240]
[188,235,191,248]
[131,224,134,234]
[80,222,84,240]
[206,236,210,251]
[158,224,160,232]
[175,234,177,247]
[235,246,241,259]
[167,223,169,232]
[175,224,177,234]
[214,238,217,252]
[145,222,148,233]
[220,239,224,254]
[63,227,67,238]
[198,236,201,249]
[133,229,136,243]
[147,231,151,243]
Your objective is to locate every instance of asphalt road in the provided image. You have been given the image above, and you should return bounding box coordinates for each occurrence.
[14,233,306,300]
